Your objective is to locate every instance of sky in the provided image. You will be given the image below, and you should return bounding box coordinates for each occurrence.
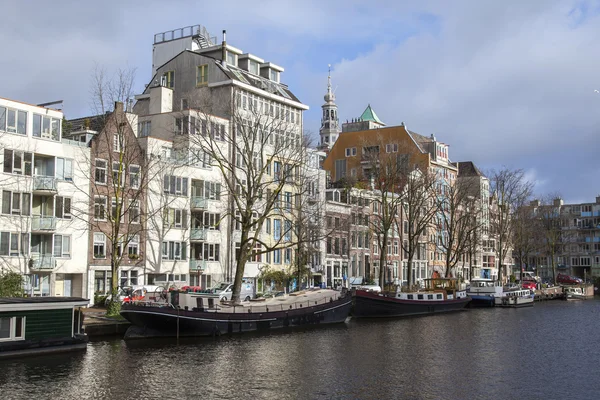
[2,0,599,203]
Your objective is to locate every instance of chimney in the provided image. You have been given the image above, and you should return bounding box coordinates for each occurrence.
[221,30,227,65]
[114,101,124,113]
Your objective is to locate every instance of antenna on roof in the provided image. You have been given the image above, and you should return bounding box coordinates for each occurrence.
[37,100,63,109]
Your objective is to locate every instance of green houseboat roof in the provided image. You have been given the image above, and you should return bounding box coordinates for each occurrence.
[0,297,88,311]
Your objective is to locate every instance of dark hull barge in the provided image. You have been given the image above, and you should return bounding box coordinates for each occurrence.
[353,278,471,318]
[121,289,351,339]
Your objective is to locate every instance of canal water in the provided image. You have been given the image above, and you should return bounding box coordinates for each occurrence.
[2,299,600,400]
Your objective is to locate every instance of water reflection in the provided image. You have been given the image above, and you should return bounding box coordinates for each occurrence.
[2,301,600,399]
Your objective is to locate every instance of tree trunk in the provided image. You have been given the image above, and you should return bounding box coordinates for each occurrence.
[107,257,120,316]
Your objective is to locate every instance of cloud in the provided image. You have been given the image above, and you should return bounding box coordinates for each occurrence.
[1,0,599,203]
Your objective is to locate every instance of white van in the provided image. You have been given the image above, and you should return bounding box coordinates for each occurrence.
[210,282,254,302]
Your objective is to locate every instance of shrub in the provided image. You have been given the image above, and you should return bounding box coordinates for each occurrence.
[94,292,108,308]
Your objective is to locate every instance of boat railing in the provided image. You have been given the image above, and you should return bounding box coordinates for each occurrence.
[129,292,345,313]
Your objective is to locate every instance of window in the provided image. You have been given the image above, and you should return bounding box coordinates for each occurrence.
[274,219,282,241]
[53,235,71,258]
[120,270,139,287]
[201,212,220,230]
[129,165,140,189]
[273,248,281,264]
[196,243,220,261]
[3,149,32,175]
[138,121,151,137]
[227,52,237,66]
[163,175,188,196]
[0,232,28,256]
[0,317,25,341]
[270,69,278,82]
[248,60,259,75]
[386,143,398,153]
[95,159,107,184]
[162,71,174,88]
[175,116,189,135]
[284,220,292,241]
[1,107,27,135]
[345,147,357,157]
[284,248,292,264]
[196,64,209,86]
[93,233,106,258]
[266,218,271,234]
[55,196,71,219]
[32,113,60,140]
[161,241,187,260]
[94,197,106,220]
[128,235,139,258]
[2,191,31,216]
[112,162,125,186]
[164,208,188,229]
[56,158,73,182]
[113,133,124,153]
[127,200,140,224]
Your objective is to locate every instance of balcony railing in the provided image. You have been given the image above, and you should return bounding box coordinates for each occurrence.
[31,216,57,231]
[191,197,208,210]
[30,254,56,270]
[189,259,207,271]
[190,228,208,241]
[33,176,57,191]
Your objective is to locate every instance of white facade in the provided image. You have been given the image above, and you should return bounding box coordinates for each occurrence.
[0,97,90,297]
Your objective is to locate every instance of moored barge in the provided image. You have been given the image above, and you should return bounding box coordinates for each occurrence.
[121,289,351,339]
[353,278,471,318]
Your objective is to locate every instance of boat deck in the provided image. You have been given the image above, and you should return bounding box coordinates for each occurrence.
[152,289,344,314]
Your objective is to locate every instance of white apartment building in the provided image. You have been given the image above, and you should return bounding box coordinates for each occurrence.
[133,24,309,289]
[0,97,90,297]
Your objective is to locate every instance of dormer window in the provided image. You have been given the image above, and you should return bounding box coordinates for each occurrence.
[227,52,237,66]
[270,69,279,82]
[248,60,259,75]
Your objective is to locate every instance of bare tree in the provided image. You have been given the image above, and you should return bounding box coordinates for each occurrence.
[535,195,564,284]
[188,88,312,304]
[433,178,484,278]
[512,200,542,279]
[360,134,406,289]
[488,167,534,283]
[70,67,162,314]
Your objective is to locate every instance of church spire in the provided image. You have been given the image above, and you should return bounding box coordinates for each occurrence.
[319,64,340,150]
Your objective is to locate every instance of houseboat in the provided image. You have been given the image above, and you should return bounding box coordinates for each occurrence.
[494,289,534,308]
[121,289,352,339]
[0,297,88,358]
[466,278,505,307]
[352,278,471,318]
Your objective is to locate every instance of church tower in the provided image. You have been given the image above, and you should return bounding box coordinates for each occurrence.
[319,65,340,150]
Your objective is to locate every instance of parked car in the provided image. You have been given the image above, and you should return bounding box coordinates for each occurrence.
[208,282,255,302]
[556,274,583,285]
[521,281,537,290]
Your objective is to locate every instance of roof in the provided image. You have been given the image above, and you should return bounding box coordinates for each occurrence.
[66,114,108,133]
[217,60,301,103]
[360,104,383,124]
[406,129,431,153]
[457,161,485,177]
[0,296,88,305]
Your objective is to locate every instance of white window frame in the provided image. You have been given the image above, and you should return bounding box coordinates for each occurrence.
[94,196,107,221]
[0,316,25,342]
[129,165,140,189]
[93,232,106,259]
[95,159,107,185]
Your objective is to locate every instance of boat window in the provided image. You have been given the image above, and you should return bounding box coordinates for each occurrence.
[417,294,423,300]
[437,294,442,299]
[407,294,413,300]
[428,294,433,300]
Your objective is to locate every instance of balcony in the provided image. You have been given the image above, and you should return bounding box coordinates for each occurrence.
[33,176,57,192]
[190,228,208,241]
[189,259,207,272]
[191,197,208,210]
[31,216,57,231]
[30,254,56,270]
